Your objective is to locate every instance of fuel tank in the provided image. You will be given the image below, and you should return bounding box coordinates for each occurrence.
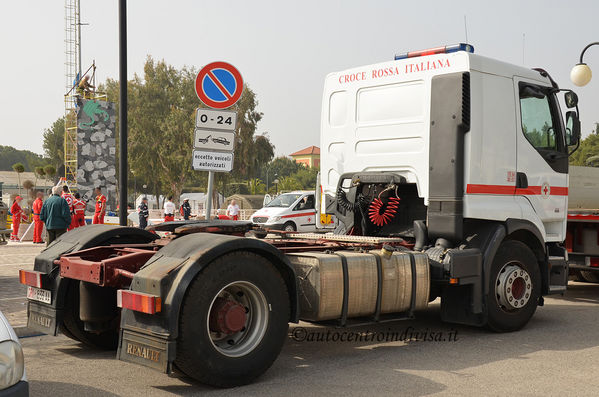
[288,250,429,322]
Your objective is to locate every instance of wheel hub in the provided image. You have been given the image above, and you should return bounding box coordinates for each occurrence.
[207,281,269,357]
[209,298,247,334]
[496,264,532,310]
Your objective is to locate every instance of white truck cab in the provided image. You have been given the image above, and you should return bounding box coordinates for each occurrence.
[251,191,317,232]
[317,43,581,330]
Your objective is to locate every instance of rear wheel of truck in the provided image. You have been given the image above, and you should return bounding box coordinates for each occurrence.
[175,252,290,387]
[486,240,541,332]
[580,270,599,283]
[59,280,119,349]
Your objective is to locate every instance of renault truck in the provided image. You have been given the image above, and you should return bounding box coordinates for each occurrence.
[20,43,580,387]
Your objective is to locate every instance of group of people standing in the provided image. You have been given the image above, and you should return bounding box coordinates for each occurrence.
[9,186,108,245]
[136,196,192,229]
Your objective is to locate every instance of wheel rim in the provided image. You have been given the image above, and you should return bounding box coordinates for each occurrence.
[495,263,532,311]
[284,224,295,232]
[207,281,269,357]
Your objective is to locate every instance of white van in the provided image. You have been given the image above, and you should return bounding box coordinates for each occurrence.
[0,310,28,395]
[250,191,317,232]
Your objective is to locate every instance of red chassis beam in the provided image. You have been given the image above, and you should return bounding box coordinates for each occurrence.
[58,246,157,287]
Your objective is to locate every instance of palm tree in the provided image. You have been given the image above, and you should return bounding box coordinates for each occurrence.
[12,163,25,197]
[247,178,266,195]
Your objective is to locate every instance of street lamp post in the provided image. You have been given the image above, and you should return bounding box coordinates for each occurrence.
[571,42,599,87]
[273,178,279,195]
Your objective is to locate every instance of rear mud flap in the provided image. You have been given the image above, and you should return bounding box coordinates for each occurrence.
[27,301,59,336]
[118,329,176,373]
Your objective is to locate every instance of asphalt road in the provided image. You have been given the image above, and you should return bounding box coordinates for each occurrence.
[20,281,599,397]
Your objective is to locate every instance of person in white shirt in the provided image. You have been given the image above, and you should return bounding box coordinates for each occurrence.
[164,196,176,222]
[226,200,240,220]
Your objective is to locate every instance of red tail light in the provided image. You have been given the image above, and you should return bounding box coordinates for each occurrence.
[19,270,43,288]
[117,290,162,314]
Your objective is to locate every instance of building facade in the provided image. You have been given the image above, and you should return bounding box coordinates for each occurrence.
[290,146,320,168]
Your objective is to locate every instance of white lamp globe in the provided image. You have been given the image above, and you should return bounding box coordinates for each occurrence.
[571,63,592,86]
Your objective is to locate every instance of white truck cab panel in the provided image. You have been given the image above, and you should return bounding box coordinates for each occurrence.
[319,49,569,243]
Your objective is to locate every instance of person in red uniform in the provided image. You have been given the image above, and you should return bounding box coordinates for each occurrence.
[93,187,107,224]
[10,196,26,241]
[71,193,87,228]
[61,185,75,230]
[32,192,44,244]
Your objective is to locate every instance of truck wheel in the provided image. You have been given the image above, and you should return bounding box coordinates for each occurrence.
[572,270,586,282]
[59,280,119,350]
[283,222,296,232]
[252,230,268,239]
[175,252,290,387]
[580,270,599,283]
[486,240,541,332]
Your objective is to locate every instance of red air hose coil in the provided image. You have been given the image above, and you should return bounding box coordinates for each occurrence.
[368,196,400,227]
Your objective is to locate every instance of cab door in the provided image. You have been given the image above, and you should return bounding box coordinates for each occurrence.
[292,194,317,232]
[514,78,568,241]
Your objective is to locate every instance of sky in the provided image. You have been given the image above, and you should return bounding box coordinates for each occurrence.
[1,0,598,157]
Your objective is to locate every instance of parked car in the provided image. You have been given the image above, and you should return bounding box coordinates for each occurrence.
[250,191,317,232]
[0,311,28,396]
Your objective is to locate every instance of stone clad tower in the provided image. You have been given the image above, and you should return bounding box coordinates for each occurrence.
[76,99,117,211]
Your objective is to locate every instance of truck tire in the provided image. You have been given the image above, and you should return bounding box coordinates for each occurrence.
[283,222,296,232]
[580,270,599,283]
[59,280,119,350]
[486,240,541,332]
[175,252,290,387]
[572,270,586,282]
[252,230,268,239]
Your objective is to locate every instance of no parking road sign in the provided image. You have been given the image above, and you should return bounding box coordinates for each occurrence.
[195,61,243,109]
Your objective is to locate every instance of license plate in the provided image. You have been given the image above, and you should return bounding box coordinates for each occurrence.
[27,286,51,304]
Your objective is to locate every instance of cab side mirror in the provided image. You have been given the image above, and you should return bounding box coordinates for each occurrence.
[566,111,581,146]
[564,91,578,109]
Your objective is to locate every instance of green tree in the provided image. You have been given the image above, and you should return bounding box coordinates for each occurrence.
[570,132,599,166]
[277,176,302,192]
[22,180,34,203]
[12,162,25,196]
[43,165,56,186]
[34,167,45,191]
[100,56,274,203]
[291,166,319,190]
[247,178,266,194]
[262,156,303,190]
[0,146,44,171]
[42,117,66,170]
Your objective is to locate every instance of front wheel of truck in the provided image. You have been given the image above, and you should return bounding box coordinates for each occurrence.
[486,240,541,332]
[175,252,290,388]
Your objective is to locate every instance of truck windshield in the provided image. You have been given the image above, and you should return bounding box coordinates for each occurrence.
[266,193,302,208]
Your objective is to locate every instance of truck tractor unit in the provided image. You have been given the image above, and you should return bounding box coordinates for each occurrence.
[20,44,581,387]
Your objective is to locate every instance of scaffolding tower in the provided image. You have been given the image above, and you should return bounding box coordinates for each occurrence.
[63,0,81,190]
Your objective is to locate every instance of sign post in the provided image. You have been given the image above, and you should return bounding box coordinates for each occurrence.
[193,62,243,220]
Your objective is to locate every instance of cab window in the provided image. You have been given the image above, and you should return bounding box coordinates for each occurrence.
[519,84,559,151]
[294,195,315,211]
[518,82,567,174]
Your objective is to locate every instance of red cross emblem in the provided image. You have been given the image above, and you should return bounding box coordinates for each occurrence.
[541,182,550,199]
